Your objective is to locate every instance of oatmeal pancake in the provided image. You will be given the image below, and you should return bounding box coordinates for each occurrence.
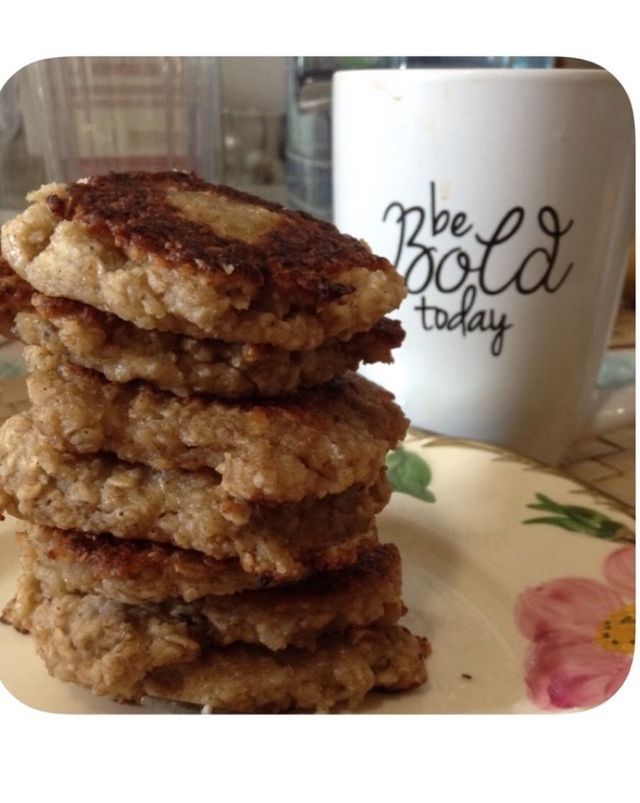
[16,295,403,397]
[0,254,32,338]
[6,578,428,711]
[146,626,429,713]
[18,524,282,602]
[1,172,406,348]
[0,413,385,578]
[25,347,408,502]
[15,541,403,650]
[4,575,199,701]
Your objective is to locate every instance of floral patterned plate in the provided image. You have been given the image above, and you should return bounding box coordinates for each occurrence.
[0,435,635,714]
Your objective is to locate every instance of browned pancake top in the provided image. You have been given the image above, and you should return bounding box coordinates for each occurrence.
[30,524,399,599]
[46,171,392,307]
[33,527,235,579]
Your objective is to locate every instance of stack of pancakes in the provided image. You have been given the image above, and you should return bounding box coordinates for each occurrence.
[0,172,429,712]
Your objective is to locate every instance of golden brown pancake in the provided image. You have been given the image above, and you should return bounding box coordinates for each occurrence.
[13,539,404,650]
[17,524,285,602]
[1,172,406,349]
[16,294,403,398]
[3,573,428,712]
[0,413,386,579]
[25,346,408,502]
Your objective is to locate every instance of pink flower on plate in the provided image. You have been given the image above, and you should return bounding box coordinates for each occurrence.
[515,545,635,710]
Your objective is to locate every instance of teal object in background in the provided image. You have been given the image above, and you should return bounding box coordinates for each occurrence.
[0,339,25,378]
[597,349,635,388]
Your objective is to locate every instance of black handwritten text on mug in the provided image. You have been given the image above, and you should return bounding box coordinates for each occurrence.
[383,182,574,356]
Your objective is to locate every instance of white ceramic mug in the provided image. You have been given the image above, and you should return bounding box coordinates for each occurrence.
[332,68,635,465]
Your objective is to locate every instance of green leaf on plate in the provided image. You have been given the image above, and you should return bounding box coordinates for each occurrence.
[524,493,634,541]
[524,516,587,533]
[385,447,436,503]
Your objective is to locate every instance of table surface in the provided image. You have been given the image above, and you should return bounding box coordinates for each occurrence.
[1,312,635,513]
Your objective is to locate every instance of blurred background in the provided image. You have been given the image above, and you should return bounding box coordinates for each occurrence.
[0,55,603,220]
